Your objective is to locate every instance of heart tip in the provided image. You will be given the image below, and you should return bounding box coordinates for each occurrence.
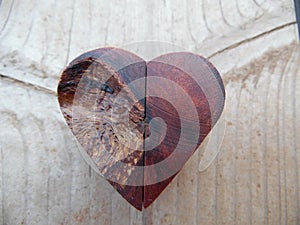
[133,205,143,211]
[125,198,143,211]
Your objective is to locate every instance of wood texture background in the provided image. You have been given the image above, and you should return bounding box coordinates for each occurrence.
[0,0,299,224]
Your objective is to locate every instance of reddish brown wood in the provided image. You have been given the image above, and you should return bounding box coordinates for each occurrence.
[57,48,146,210]
[57,48,225,211]
[144,53,225,207]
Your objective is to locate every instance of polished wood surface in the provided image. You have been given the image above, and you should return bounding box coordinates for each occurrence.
[0,0,298,224]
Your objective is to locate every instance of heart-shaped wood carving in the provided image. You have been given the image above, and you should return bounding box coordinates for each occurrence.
[57,47,225,211]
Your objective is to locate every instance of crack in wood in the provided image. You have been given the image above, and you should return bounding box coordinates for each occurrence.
[0,73,56,96]
[208,21,297,59]
[0,21,297,100]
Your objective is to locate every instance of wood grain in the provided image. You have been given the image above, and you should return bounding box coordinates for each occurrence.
[0,0,299,224]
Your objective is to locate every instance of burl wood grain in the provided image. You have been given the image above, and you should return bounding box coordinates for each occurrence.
[0,0,298,224]
[57,48,225,210]
[58,48,146,210]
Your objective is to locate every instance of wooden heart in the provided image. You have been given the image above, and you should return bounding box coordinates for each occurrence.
[57,47,225,211]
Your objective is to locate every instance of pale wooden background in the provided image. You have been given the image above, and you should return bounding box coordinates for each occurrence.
[0,0,299,224]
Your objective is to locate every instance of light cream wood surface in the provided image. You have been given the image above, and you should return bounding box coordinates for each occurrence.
[0,0,299,224]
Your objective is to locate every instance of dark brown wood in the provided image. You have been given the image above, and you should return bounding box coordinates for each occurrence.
[57,48,146,210]
[57,48,225,211]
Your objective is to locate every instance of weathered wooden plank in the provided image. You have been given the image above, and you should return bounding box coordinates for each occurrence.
[215,82,239,225]
[1,37,300,225]
[234,81,252,225]
[20,116,49,225]
[177,152,198,225]
[283,47,299,225]
[0,112,26,225]
[0,142,2,225]
[265,55,283,225]
[89,171,113,225]
[295,49,300,225]
[249,62,269,225]
[0,0,300,224]
[145,178,178,225]
[43,118,72,225]
[0,0,296,91]
[197,159,218,225]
